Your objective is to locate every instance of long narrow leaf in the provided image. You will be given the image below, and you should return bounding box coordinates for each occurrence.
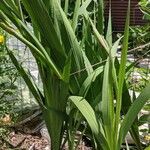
[72,0,81,32]
[115,0,130,139]
[69,96,110,150]
[106,2,112,47]
[118,84,150,149]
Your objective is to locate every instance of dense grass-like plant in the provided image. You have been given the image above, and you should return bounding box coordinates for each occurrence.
[0,0,150,150]
[69,0,150,150]
[0,1,86,149]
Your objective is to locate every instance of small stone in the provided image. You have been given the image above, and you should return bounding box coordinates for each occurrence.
[40,125,50,143]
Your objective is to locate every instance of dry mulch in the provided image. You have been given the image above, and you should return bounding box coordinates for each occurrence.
[0,132,49,150]
[0,112,92,150]
[0,131,92,150]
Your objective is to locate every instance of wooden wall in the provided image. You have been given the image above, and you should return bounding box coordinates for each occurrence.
[105,0,146,32]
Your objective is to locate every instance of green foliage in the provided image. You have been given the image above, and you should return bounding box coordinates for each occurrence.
[0,1,84,149]
[0,29,20,120]
[0,1,149,150]
[127,67,150,91]
[139,0,150,20]
[129,24,150,57]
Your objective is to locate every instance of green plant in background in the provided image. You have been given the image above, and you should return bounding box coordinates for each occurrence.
[127,67,150,91]
[0,29,20,123]
[139,0,150,20]
[0,0,150,150]
[129,24,150,57]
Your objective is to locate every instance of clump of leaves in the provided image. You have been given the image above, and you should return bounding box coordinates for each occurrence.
[139,0,150,20]
[129,24,150,57]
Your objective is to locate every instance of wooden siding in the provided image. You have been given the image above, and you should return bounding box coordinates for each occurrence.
[105,0,146,32]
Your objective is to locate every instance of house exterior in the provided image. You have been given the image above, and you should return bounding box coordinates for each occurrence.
[105,0,146,32]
